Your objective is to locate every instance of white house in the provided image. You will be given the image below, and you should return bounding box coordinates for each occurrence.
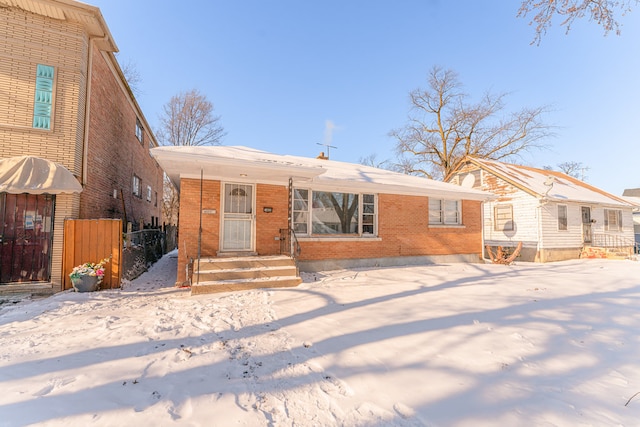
[447,157,636,262]
[622,188,640,253]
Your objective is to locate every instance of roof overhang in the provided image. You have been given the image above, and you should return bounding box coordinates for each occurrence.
[0,0,117,51]
[152,146,494,202]
[151,147,326,190]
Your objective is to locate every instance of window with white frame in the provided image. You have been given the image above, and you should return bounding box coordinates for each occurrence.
[604,209,622,231]
[132,175,141,197]
[136,118,144,144]
[146,185,152,202]
[494,204,514,231]
[293,189,376,236]
[293,189,310,234]
[429,199,461,225]
[558,204,568,231]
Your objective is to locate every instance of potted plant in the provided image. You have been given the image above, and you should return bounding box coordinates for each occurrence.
[69,258,110,292]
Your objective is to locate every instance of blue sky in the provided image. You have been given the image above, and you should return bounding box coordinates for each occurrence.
[89,1,639,195]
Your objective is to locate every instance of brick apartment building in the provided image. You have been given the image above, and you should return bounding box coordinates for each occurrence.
[0,0,163,291]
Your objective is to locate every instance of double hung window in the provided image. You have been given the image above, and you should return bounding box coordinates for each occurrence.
[136,118,144,144]
[494,204,514,231]
[429,199,461,225]
[604,209,622,231]
[558,205,568,231]
[132,175,141,197]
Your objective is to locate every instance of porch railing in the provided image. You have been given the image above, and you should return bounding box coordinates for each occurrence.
[279,228,301,260]
[591,233,637,256]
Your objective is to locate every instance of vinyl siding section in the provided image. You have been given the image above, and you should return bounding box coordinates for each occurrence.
[539,202,583,249]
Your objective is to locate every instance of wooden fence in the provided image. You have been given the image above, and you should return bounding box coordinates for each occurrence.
[62,219,122,290]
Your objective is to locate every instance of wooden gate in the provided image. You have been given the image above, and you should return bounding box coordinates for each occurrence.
[63,219,122,290]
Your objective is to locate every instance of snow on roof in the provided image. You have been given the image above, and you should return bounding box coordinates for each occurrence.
[152,146,491,201]
[467,157,632,207]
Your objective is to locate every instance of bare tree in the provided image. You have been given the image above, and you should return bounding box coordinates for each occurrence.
[519,0,637,44]
[161,174,180,225]
[156,89,226,147]
[390,66,553,181]
[157,89,226,224]
[120,58,142,97]
[544,161,589,180]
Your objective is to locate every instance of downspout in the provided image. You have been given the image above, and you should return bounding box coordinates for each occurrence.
[537,200,544,262]
[481,201,486,262]
[196,169,203,285]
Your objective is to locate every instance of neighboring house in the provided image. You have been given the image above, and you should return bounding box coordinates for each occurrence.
[447,158,636,262]
[622,188,640,252]
[151,146,491,288]
[0,0,163,291]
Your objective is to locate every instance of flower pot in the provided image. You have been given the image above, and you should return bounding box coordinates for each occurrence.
[71,275,101,292]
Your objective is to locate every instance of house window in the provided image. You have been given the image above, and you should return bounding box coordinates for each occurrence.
[33,64,55,130]
[429,199,461,225]
[293,189,309,234]
[362,194,376,235]
[558,204,568,231]
[494,204,514,231]
[146,185,152,202]
[293,189,376,236]
[604,209,622,231]
[132,175,141,197]
[136,118,144,144]
[154,191,158,207]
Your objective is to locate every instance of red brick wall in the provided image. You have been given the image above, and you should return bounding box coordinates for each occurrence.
[255,184,289,254]
[80,49,162,227]
[298,195,482,261]
[177,179,483,279]
[177,179,221,282]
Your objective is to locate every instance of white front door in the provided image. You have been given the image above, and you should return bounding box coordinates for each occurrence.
[221,183,255,252]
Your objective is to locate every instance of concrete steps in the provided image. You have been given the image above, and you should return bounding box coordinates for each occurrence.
[191,255,302,295]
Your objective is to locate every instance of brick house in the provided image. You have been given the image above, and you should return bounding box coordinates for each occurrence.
[447,157,636,262]
[152,146,490,291]
[0,0,163,291]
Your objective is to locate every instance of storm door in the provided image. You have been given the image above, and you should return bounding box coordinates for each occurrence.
[581,206,592,244]
[0,193,55,283]
[221,183,255,252]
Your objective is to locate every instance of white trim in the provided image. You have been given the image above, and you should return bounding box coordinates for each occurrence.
[298,237,383,242]
[220,182,256,252]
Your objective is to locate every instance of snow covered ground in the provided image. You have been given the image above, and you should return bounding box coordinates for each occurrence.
[1,251,639,426]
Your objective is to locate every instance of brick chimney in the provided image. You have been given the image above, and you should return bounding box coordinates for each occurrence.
[316,151,328,160]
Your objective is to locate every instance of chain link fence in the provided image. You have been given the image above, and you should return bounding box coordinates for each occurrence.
[122,225,177,281]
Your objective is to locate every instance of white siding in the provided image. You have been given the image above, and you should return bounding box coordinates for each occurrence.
[590,207,635,243]
[539,202,583,248]
[483,188,539,247]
